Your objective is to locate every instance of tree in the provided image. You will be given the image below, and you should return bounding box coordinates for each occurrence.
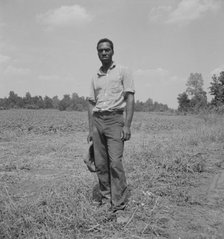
[190,90,207,111]
[8,91,23,108]
[23,92,32,105]
[70,92,80,110]
[186,73,204,96]
[58,94,71,111]
[68,93,87,111]
[209,71,224,106]
[52,96,60,109]
[32,96,44,109]
[135,100,144,111]
[177,73,207,112]
[43,96,53,109]
[177,92,190,112]
[144,98,154,112]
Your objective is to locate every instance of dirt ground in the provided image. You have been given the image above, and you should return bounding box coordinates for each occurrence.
[0,110,224,238]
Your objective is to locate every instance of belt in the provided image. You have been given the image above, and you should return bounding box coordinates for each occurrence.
[93,110,123,116]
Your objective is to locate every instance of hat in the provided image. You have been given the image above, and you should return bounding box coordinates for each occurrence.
[84,142,97,173]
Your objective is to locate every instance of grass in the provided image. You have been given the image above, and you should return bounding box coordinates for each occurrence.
[0,110,224,238]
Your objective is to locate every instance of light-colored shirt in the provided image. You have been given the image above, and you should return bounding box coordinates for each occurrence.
[88,62,135,112]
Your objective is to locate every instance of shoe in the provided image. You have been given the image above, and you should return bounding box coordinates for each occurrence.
[111,204,126,213]
[98,201,112,212]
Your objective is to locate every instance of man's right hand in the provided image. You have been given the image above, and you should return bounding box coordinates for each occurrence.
[87,133,93,143]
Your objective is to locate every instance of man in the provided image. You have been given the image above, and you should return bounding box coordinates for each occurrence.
[87,38,135,213]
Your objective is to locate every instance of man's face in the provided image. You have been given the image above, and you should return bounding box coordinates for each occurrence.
[97,42,113,64]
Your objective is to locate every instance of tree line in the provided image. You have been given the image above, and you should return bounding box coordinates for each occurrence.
[0,92,88,111]
[0,91,170,112]
[135,99,169,112]
[177,71,224,113]
[2,70,223,113]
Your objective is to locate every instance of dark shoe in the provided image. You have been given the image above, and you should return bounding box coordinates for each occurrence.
[98,200,112,212]
[111,204,126,213]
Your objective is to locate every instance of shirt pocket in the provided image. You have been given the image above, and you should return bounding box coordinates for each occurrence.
[108,77,123,94]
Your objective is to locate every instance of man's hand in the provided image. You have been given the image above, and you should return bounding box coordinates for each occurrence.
[121,126,131,141]
[87,132,93,143]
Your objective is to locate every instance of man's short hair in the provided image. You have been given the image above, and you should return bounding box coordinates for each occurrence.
[97,38,114,51]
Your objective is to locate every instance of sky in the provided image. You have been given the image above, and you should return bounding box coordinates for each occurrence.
[0,0,224,109]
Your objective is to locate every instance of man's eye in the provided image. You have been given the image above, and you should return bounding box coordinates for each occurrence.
[98,49,110,53]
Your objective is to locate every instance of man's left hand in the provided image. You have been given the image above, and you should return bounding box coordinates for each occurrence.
[121,126,131,141]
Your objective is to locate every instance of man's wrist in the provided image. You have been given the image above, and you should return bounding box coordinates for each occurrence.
[124,123,131,128]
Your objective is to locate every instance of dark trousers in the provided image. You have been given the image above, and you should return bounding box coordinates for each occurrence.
[93,112,127,210]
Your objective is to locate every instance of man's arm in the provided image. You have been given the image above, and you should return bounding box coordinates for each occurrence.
[87,100,95,143]
[121,92,135,141]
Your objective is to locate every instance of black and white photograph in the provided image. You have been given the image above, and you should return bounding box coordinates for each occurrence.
[0,0,224,238]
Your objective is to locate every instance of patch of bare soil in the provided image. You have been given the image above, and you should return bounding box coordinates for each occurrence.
[171,152,224,239]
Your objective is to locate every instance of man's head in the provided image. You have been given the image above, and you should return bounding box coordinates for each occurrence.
[97,38,114,51]
[97,38,114,65]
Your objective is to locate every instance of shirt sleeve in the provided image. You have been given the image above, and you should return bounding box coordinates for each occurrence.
[122,67,135,94]
[88,78,96,103]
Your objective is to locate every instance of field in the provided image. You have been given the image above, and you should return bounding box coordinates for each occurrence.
[0,109,224,239]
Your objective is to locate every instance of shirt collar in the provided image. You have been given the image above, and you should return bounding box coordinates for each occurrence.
[97,62,116,76]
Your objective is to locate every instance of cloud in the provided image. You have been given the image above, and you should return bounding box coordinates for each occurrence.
[0,21,6,28]
[149,0,222,25]
[210,66,224,76]
[149,6,172,23]
[37,4,93,28]
[167,0,221,25]
[38,74,60,81]
[0,54,10,64]
[134,67,170,85]
[3,65,31,75]
[135,67,169,77]
[0,15,6,27]
[38,74,77,84]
